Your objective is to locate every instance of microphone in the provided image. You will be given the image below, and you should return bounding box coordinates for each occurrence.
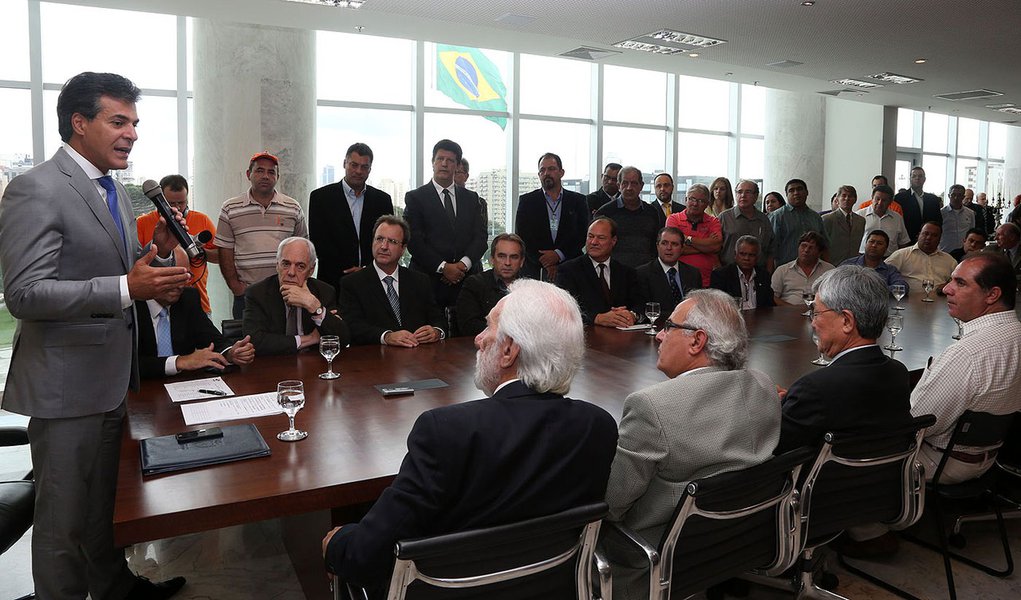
[142,179,201,260]
[193,230,212,245]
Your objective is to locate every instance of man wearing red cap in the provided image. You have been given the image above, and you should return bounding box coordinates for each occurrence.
[215,151,308,318]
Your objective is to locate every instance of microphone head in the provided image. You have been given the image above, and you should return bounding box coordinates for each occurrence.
[195,230,213,244]
[142,179,162,199]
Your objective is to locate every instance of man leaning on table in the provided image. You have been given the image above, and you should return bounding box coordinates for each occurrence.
[322,279,618,596]
[243,236,350,355]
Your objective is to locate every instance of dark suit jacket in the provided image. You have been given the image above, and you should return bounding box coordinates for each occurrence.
[586,189,616,215]
[515,188,590,279]
[776,345,912,453]
[136,287,228,379]
[710,263,776,308]
[242,274,350,355]
[894,190,943,243]
[308,181,393,289]
[635,259,701,317]
[403,182,487,306]
[338,265,445,345]
[555,255,642,325]
[455,269,512,338]
[325,380,618,589]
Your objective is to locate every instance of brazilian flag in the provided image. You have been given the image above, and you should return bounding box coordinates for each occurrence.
[436,45,508,129]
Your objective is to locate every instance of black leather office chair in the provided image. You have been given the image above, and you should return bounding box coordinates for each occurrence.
[602,447,815,600]
[220,319,244,345]
[950,412,1021,540]
[0,425,36,600]
[895,411,1017,600]
[745,414,935,600]
[339,502,606,600]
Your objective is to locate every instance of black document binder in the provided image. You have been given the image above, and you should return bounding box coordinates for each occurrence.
[140,423,271,476]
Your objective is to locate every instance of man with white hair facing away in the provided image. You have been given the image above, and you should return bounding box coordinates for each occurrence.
[322,279,618,597]
[602,288,781,600]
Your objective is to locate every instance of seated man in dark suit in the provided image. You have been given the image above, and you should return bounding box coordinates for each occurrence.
[556,217,644,327]
[710,235,775,309]
[635,226,701,319]
[322,279,618,595]
[243,237,350,355]
[137,284,254,379]
[456,233,526,337]
[339,215,446,346]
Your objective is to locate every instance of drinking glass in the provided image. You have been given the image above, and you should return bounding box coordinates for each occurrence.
[884,314,904,351]
[890,284,906,311]
[801,292,815,317]
[277,380,308,442]
[952,317,964,340]
[318,335,341,380]
[922,279,935,302]
[810,331,830,366]
[644,302,661,336]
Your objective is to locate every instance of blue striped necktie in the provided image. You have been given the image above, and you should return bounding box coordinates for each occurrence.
[156,307,173,357]
[97,176,126,245]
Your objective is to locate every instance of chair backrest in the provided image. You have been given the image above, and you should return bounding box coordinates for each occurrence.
[0,425,34,555]
[655,447,816,599]
[799,414,936,547]
[994,413,1021,470]
[932,410,1016,485]
[384,502,606,600]
[221,319,244,345]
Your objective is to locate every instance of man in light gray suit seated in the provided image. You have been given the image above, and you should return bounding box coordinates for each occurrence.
[601,288,781,600]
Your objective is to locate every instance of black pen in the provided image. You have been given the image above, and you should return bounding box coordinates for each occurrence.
[198,389,228,396]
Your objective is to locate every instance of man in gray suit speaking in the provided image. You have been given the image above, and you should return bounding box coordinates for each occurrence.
[0,72,191,599]
[602,288,781,600]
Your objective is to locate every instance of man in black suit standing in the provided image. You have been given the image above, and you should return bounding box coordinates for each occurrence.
[894,166,943,243]
[515,152,590,281]
[136,285,254,379]
[556,217,643,327]
[636,226,701,319]
[323,279,617,594]
[339,215,446,346]
[309,142,394,289]
[652,172,685,221]
[710,235,775,310]
[587,162,622,215]
[243,237,350,355]
[403,139,487,307]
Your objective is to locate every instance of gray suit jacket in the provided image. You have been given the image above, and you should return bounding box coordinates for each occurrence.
[604,367,780,539]
[822,210,867,266]
[0,147,141,418]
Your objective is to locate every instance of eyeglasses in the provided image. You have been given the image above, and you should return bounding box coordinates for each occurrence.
[808,303,836,320]
[374,235,404,246]
[663,319,701,334]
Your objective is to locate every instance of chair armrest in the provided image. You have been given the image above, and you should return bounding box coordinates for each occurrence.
[593,548,612,600]
[0,426,29,447]
[604,521,660,567]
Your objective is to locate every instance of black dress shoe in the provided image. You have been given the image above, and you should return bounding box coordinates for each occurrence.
[124,575,187,600]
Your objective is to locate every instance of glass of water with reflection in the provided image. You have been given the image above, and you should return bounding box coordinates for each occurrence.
[318,335,341,380]
[277,380,308,442]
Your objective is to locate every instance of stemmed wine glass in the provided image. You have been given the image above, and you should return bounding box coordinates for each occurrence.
[645,302,661,336]
[921,279,935,302]
[802,292,815,317]
[952,317,964,340]
[890,284,906,311]
[277,380,308,442]
[318,335,341,380]
[884,314,904,351]
[810,331,830,366]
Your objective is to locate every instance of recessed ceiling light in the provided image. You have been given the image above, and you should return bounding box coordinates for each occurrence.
[612,40,686,55]
[649,30,726,48]
[997,107,1021,115]
[914,58,927,64]
[688,53,700,58]
[831,78,883,89]
[280,0,366,7]
[867,72,923,84]
[802,1,815,5]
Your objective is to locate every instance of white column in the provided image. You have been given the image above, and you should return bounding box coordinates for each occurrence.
[1004,125,1021,206]
[192,19,316,323]
[764,89,826,210]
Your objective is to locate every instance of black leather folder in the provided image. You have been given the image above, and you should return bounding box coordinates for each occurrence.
[140,423,271,476]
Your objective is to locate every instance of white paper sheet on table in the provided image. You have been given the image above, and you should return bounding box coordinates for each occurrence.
[180,392,282,426]
[164,377,236,403]
[616,323,652,331]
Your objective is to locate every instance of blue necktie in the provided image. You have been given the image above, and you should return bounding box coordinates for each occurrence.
[667,267,683,303]
[156,307,173,357]
[97,176,126,246]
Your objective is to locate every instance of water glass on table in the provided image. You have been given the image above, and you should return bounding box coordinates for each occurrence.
[277,380,308,442]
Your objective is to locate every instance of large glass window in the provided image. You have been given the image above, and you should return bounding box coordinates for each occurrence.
[989,123,1007,160]
[0,89,33,176]
[316,106,413,206]
[677,132,728,185]
[739,138,764,181]
[678,75,730,131]
[519,54,591,119]
[740,85,766,136]
[0,0,30,81]
[897,108,919,148]
[424,43,511,114]
[317,32,415,105]
[40,3,177,90]
[921,155,948,198]
[603,65,666,125]
[922,112,949,154]
[519,120,591,196]
[603,127,665,176]
[957,118,980,157]
[955,158,978,191]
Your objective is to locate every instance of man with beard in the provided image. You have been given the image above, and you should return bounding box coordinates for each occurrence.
[515,152,590,280]
[323,279,618,596]
[652,172,685,220]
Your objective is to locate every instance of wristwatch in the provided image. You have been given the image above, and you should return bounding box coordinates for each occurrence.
[312,304,325,317]
[685,235,694,246]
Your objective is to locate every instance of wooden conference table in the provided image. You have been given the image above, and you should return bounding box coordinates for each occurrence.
[113,296,961,550]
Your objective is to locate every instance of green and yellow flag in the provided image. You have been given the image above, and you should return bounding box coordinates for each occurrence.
[436,45,508,129]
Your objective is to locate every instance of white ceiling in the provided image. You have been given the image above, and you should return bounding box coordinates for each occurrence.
[65,0,1021,127]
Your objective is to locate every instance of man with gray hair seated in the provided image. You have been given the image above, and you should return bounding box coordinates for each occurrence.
[243,236,350,354]
[323,279,618,596]
[602,288,781,600]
